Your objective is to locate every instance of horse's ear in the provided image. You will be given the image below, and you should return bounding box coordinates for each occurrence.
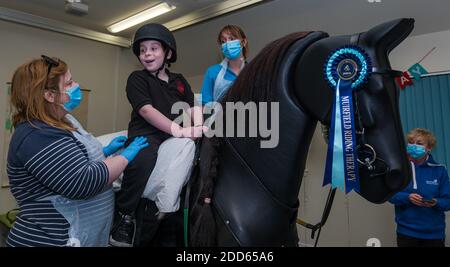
[361,18,415,54]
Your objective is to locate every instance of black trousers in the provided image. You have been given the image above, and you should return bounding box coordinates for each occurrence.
[134,197,185,247]
[397,234,445,247]
[115,138,162,214]
[114,135,185,247]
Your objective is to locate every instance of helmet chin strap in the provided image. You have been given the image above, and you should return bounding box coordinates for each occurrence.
[155,49,170,78]
[155,57,166,78]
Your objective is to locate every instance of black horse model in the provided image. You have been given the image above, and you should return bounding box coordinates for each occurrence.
[188,18,415,247]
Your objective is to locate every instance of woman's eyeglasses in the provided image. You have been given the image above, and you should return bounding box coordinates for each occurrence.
[41,55,59,77]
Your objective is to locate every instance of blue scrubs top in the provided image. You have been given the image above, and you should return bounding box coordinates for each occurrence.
[200,64,238,105]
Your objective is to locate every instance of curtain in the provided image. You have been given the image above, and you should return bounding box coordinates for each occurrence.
[399,74,450,167]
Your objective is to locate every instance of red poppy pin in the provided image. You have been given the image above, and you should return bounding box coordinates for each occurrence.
[176,80,185,94]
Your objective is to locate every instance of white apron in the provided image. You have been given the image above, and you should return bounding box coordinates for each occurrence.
[46,115,115,247]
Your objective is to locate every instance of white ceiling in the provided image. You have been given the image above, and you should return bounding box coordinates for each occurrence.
[1,0,450,41]
[0,0,262,38]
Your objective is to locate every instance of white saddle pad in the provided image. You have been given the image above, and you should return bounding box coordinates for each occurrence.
[142,137,196,213]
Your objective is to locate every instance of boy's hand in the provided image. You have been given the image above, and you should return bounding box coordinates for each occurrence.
[180,126,208,140]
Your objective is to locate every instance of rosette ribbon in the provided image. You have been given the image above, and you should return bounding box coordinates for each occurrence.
[323,46,372,193]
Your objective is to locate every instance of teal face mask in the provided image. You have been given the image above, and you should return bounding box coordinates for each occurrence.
[407,143,427,159]
[221,40,242,60]
[63,85,82,112]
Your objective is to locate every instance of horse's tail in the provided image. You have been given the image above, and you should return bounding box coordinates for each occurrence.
[189,137,221,247]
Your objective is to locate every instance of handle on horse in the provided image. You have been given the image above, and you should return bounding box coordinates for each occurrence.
[183,138,203,247]
[296,187,336,246]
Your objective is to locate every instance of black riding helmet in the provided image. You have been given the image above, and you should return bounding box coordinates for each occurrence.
[132,23,177,63]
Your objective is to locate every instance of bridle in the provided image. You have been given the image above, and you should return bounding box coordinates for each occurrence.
[353,63,404,179]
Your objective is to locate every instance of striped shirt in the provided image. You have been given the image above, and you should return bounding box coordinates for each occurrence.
[6,120,109,247]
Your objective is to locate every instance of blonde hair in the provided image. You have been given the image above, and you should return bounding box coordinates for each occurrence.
[407,128,436,149]
[10,57,74,131]
[217,25,249,59]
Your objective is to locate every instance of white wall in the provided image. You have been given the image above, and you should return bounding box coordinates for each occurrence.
[0,20,139,213]
[114,48,141,130]
[391,29,450,73]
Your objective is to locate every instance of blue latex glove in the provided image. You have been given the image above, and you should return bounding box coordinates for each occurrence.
[103,136,128,157]
[120,136,149,162]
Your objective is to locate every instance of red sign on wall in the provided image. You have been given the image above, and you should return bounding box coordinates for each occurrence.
[395,72,413,90]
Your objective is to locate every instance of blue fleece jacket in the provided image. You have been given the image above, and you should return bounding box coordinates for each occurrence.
[389,155,450,239]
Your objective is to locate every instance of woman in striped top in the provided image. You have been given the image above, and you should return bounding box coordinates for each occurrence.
[6,56,149,247]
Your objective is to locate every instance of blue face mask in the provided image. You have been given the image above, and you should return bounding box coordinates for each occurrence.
[63,84,82,112]
[407,144,427,159]
[221,40,242,60]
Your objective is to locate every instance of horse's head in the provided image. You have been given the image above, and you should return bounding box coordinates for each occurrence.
[294,18,414,203]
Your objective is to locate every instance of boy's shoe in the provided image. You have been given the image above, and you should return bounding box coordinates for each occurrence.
[156,211,167,220]
[109,212,136,247]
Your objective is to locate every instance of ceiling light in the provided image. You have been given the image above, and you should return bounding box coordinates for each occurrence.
[65,0,89,16]
[107,2,176,33]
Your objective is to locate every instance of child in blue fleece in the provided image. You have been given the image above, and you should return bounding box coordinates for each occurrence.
[389,128,450,247]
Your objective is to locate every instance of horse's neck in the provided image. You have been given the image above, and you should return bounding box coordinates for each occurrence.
[225,34,332,207]
[227,103,317,206]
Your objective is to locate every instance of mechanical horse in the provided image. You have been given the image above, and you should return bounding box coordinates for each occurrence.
[187,18,415,247]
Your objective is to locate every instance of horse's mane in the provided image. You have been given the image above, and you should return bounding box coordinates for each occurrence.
[189,31,312,247]
[223,32,311,104]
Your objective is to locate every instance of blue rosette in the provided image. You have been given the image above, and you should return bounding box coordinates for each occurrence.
[324,46,372,90]
[323,45,372,193]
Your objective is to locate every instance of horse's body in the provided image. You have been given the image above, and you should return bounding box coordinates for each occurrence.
[189,19,415,247]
